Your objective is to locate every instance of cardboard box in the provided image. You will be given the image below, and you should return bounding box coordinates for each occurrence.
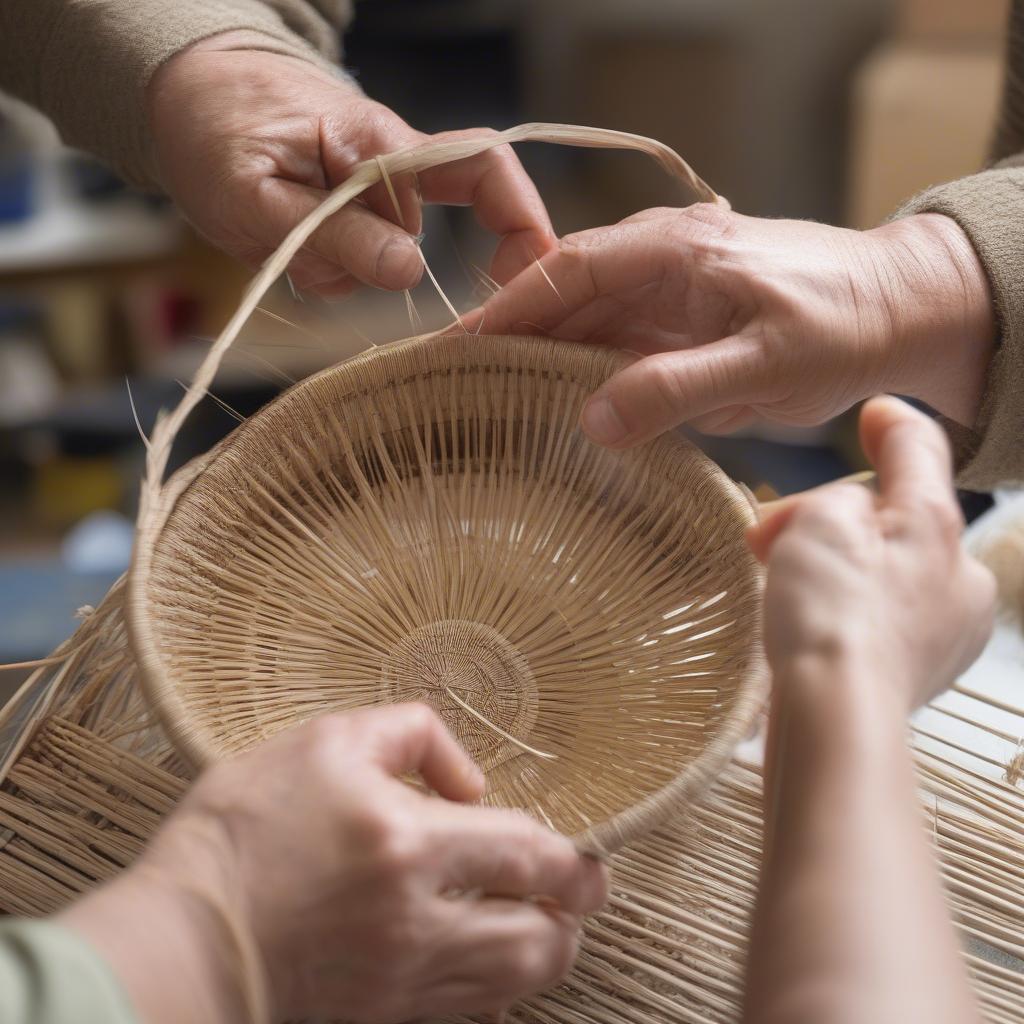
[847,44,1004,228]
[899,0,1009,41]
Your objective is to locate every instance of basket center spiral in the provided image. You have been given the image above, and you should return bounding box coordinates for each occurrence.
[381,619,541,770]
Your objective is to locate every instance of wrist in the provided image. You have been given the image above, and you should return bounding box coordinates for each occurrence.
[773,648,911,747]
[59,857,262,1024]
[149,29,355,105]
[869,213,995,426]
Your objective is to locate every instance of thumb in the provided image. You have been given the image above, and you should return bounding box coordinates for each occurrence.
[580,338,763,448]
[254,177,423,290]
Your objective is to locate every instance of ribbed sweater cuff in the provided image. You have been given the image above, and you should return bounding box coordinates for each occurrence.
[895,161,1024,490]
[13,1,345,189]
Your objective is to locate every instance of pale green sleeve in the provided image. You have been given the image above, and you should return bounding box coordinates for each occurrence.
[0,919,138,1024]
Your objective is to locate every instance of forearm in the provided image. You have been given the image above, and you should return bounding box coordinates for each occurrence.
[59,867,257,1024]
[869,213,995,429]
[0,0,347,187]
[744,653,980,1024]
[892,163,1024,489]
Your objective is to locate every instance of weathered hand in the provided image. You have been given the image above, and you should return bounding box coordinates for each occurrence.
[149,31,555,296]
[62,704,607,1024]
[748,397,995,711]
[470,206,993,445]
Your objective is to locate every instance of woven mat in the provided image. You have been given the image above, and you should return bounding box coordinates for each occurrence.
[1,581,1022,1023]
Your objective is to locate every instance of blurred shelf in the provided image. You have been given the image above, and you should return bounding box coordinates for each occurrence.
[0,198,181,275]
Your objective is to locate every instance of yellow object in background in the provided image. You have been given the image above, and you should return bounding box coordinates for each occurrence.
[898,0,1009,41]
[847,0,1010,230]
[33,456,122,528]
[847,43,1005,229]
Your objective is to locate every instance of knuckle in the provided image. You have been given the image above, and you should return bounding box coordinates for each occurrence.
[559,229,588,251]
[500,846,536,893]
[558,231,598,264]
[396,700,440,737]
[746,327,785,378]
[345,800,393,846]
[301,715,348,770]
[642,355,688,414]
[666,203,736,247]
[249,172,278,213]
[506,943,550,991]
[796,483,870,526]
[919,493,964,544]
[373,818,424,876]
[786,484,877,554]
[549,927,581,983]
[831,481,875,512]
[343,799,421,872]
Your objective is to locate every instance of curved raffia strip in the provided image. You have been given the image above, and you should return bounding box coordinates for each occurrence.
[0,587,1022,1022]
[125,123,762,855]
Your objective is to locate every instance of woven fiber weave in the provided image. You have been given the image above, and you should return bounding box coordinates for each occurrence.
[129,334,766,852]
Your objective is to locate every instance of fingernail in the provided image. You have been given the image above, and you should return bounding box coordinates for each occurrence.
[581,396,628,446]
[377,235,422,289]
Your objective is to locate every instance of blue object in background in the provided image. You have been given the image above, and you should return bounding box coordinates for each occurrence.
[0,155,34,224]
[0,561,120,663]
[61,511,134,574]
[0,514,131,663]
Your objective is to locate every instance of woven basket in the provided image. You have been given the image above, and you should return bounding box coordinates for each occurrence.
[127,124,769,853]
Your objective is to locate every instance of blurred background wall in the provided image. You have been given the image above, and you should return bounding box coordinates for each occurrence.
[0,0,1010,686]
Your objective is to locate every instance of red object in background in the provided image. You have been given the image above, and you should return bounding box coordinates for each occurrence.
[160,289,202,342]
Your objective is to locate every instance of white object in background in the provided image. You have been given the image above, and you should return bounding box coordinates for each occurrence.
[0,95,180,273]
[0,338,60,424]
[61,511,135,575]
[914,490,1024,780]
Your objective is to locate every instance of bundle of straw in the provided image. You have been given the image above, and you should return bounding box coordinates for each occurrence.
[127,125,767,853]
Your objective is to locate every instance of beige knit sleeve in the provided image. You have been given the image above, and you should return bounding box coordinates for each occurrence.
[0,0,354,188]
[895,160,1024,490]
[893,2,1024,491]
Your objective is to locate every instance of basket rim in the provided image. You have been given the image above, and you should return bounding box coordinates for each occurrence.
[127,332,768,854]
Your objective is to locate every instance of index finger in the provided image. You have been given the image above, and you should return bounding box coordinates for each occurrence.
[859,396,958,516]
[471,221,675,337]
[417,131,555,283]
[436,803,608,916]
[356,703,486,803]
